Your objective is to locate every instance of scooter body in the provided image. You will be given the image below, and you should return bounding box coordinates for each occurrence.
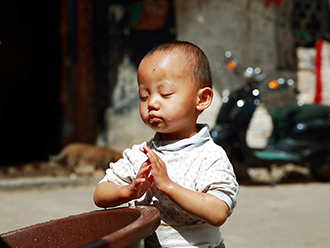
[210,52,330,182]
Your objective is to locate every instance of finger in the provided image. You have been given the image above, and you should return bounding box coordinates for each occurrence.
[140,160,151,170]
[139,146,145,154]
[142,144,152,154]
[140,145,165,171]
[139,144,149,154]
[139,146,157,165]
[137,164,151,179]
[131,178,146,191]
[141,159,151,168]
[147,174,154,184]
[135,178,146,184]
[148,153,163,170]
[138,161,150,174]
[143,146,157,162]
[141,146,161,166]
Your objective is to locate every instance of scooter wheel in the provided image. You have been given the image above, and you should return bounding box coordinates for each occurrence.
[309,154,330,182]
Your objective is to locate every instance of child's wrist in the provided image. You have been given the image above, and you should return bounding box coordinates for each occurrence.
[119,185,134,201]
[158,180,175,194]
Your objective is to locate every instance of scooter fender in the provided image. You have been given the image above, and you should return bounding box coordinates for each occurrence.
[268,137,323,163]
[289,117,330,144]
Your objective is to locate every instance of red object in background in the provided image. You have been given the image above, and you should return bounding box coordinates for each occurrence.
[314,39,323,104]
[264,0,284,8]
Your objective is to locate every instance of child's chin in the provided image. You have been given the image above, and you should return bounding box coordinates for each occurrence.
[149,126,163,133]
[147,121,162,129]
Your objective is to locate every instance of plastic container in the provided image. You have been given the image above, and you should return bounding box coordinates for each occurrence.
[0,206,160,248]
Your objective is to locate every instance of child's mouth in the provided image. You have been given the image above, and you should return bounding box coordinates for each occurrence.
[148,115,161,123]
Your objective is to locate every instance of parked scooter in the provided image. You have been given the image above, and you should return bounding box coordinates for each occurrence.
[210,51,330,184]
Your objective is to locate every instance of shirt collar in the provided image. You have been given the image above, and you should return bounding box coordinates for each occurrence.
[150,124,211,153]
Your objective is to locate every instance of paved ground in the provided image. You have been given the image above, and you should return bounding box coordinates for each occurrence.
[0,185,100,234]
[0,179,329,248]
[221,182,330,248]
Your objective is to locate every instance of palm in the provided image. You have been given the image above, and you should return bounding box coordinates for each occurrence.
[129,161,153,199]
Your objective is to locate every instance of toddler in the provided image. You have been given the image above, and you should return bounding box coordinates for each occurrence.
[94,40,238,248]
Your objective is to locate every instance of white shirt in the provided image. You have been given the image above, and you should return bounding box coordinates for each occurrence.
[99,124,238,247]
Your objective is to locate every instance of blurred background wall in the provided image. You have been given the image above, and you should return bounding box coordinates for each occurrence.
[0,0,329,164]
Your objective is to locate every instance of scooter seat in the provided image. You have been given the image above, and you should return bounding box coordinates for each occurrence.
[272,103,330,123]
[253,149,299,162]
[295,104,330,122]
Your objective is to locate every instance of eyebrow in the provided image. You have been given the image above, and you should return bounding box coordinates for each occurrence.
[139,82,177,91]
[157,82,176,91]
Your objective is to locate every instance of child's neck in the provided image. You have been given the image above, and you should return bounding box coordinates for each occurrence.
[157,126,199,141]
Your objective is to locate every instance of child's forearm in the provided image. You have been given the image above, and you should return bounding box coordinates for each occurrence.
[160,181,229,227]
[94,162,153,208]
[93,182,133,208]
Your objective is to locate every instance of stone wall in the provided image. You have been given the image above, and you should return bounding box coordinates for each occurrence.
[175,0,289,93]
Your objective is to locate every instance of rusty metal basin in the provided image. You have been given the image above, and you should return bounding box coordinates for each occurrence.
[0,206,160,248]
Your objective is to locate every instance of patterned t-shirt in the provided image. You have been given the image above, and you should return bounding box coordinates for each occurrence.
[99,124,238,246]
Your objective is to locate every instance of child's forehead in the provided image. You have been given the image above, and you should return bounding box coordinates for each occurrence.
[141,50,187,75]
[141,66,167,83]
[138,50,196,88]
[153,48,187,63]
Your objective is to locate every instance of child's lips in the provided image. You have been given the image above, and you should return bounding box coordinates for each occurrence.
[148,115,161,123]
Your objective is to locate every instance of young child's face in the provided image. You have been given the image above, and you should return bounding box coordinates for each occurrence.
[137,50,201,140]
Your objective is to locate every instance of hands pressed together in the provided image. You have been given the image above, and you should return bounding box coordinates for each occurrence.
[94,144,229,227]
[135,144,171,193]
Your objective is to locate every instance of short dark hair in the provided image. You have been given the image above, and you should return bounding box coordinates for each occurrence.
[146,40,212,89]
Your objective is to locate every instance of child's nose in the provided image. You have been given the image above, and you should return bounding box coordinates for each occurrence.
[148,96,160,110]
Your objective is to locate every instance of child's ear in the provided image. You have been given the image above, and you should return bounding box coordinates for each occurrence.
[196,87,213,111]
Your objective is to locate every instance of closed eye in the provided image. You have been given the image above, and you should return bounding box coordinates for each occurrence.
[139,96,148,101]
[162,93,173,98]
